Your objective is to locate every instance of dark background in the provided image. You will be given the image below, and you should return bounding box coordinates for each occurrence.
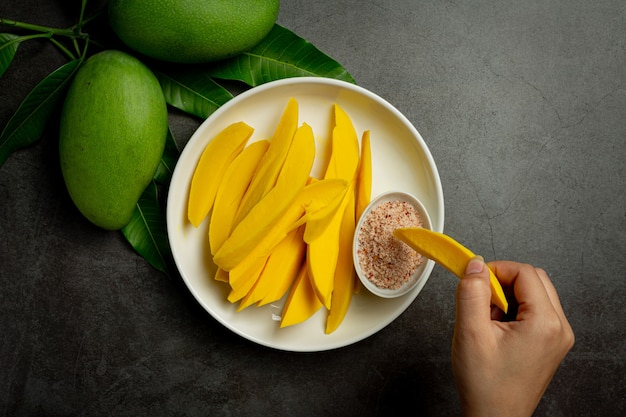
[1,1,624,416]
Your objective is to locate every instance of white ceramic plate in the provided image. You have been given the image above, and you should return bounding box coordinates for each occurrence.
[166,77,444,352]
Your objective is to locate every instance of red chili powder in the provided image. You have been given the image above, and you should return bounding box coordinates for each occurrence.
[357,200,423,290]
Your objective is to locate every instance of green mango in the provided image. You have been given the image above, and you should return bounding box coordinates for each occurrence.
[108,0,280,63]
[59,50,168,230]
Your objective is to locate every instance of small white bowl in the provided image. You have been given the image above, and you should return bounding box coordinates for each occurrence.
[353,191,433,298]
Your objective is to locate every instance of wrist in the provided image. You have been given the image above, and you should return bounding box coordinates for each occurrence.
[459,393,538,417]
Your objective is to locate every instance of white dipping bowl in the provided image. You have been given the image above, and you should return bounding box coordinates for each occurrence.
[354,191,434,298]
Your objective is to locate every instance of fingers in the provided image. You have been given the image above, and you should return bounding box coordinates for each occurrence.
[490,261,573,335]
[488,260,564,320]
[534,268,575,349]
[455,256,493,329]
[534,268,565,315]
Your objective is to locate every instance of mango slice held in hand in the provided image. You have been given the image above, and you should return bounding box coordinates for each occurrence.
[393,227,509,313]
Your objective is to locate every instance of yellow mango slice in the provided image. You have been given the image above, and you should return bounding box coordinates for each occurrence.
[353,130,372,295]
[238,226,306,311]
[355,130,372,221]
[299,183,350,240]
[280,263,323,328]
[325,192,356,334]
[325,104,360,179]
[214,268,229,282]
[225,178,348,281]
[291,180,349,229]
[303,104,360,243]
[209,140,269,255]
[306,186,352,309]
[306,104,360,309]
[393,227,509,313]
[188,121,254,227]
[232,98,299,226]
[213,122,315,271]
[227,255,268,303]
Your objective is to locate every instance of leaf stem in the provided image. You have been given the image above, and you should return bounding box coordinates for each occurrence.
[49,37,78,61]
[0,32,51,51]
[79,8,105,28]
[0,18,76,38]
[78,0,88,28]
[0,10,95,61]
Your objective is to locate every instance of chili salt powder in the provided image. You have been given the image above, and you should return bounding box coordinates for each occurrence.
[356,200,423,290]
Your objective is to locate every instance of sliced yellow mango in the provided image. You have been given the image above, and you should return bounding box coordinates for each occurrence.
[303,104,360,243]
[325,192,356,334]
[324,104,359,179]
[393,227,509,313]
[292,180,349,229]
[213,123,315,271]
[280,263,323,328]
[188,121,254,227]
[214,267,229,282]
[227,255,268,303]
[306,104,360,309]
[352,130,372,295]
[209,140,269,255]
[300,182,351,242]
[226,178,348,280]
[232,98,299,226]
[306,185,352,309]
[238,226,306,311]
[355,130,372,221]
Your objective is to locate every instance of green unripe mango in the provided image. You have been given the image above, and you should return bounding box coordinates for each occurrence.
[59,50,168,230]
[107,0,280,63]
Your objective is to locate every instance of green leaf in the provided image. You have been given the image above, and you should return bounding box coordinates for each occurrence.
[155,66,233,119]
[0,59,82,167]
[153,127,180,185]
[122,181,172,275]
[207,24,356,87]
[0,33,21,78]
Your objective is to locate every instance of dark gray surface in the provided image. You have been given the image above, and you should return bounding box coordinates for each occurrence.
[1,1,624,416]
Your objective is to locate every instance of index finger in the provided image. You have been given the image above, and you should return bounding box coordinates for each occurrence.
[487,260,554,319]
[534,267,571,325]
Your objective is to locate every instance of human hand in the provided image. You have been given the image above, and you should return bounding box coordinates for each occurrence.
[452,257,574,417]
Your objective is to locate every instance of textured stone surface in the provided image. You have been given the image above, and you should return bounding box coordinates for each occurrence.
[1,0,624,415]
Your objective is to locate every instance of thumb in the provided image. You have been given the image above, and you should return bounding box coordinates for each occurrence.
[455,256,493,328]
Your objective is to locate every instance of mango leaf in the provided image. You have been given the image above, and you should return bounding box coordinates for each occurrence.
[0,33,21,78]
[207,24,356,86]
[122,181,172,275]
[155,67,233,119]
[153,127,180,184]
[0,59,82,167]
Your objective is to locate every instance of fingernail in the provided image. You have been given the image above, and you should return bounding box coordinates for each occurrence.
[465,256,485,275]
